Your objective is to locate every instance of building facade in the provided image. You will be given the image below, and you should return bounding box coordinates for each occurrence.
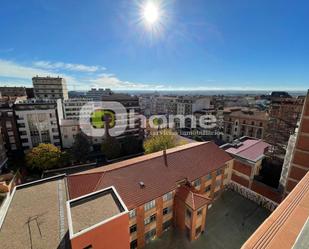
[0,129,8,172]
[32,76,68,100]
[60,119,80,149]
[283,91,309,196]
[14,99,61,150]
[86,88,113,100]
[57,98,93,120]
[220,108,269,142]
[0,104,22,153]
[0,86,27,97]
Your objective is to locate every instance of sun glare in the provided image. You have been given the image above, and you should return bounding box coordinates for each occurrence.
[143,2,159,25]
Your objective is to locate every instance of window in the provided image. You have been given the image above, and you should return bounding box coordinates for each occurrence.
[163,220,172,231]
[205,174,211,180]
[129,209,136,219]
[130,240,138,249]
[145,229,156,243]
[163,192,173,202]
[186,209,192,219]
[205,185,211,192]
[144,214,156,225]
[197,208,203,216]
[163,207,172,216]
[144,200,156,211]
[215,179,221,187]
[196,226,201,235]
[216,169,222,176]
[130,224,137,234]
[193,179,201,187]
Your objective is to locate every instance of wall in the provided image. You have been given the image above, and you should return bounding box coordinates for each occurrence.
[71,213,130,249]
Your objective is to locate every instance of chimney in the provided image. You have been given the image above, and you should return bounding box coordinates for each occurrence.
[163,149,168,167]
[139,181,145,188]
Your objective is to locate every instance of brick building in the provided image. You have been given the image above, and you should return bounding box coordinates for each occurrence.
[0,142,233,249]
[283,90,309,196]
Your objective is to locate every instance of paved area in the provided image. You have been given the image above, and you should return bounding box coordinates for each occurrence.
[146,189,270,249]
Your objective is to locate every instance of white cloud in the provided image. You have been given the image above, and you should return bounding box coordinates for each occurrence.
[0,59,165,90]
[89,73,165,90]
[33,60,105,73]
[0,59,76,84]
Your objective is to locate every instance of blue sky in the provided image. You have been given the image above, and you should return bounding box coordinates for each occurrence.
[0,0,308,91]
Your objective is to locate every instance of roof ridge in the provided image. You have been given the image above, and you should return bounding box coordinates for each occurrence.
[75,142,208,175]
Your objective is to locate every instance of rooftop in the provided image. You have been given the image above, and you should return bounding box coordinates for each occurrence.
[68,187,127,237]
[67,142,232,209]
[242,171,309,249]
[0,175,69,249]
[176,185,211,210]
[221,137,270,162]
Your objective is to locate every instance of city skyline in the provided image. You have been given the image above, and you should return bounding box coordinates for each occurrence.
[0,0,309,91]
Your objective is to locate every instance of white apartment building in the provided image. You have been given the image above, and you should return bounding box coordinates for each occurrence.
[153,96,178,115]
[177,96,212,115]
[59,119,80,149]
[32,76,68,100]
[14,99,61,150]
[57,98,93,120]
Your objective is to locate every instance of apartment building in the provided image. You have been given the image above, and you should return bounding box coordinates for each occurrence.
[264,96,304,157]
[32,76,68,100]
[14,99,61,150]
[220,107,269,142]
[57,98,93,120]
[0,104,21,153]
[283,91,309,196]
[153,96,178,115]
[176,96,212,115]
[0,129,8,173]
[60,119,80,149]
[0,86,27,97]
[0,142,233,249]
[86,88,113,100]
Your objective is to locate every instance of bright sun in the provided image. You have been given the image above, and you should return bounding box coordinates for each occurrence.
[143,2,159,24]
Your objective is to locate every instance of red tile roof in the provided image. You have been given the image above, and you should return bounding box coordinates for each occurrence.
[67,142,232,210]
[176,185,211,210]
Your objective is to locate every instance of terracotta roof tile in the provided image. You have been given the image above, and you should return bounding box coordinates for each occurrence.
[67,142,232,210]
[176,185,211,210]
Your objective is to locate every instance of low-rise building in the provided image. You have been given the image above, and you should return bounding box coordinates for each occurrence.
[14,99,61,150]
[0,142,233,249]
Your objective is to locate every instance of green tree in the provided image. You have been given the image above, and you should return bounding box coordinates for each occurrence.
[143,129,186,154]
[71,132,91,162]
[25,143,62,171]
[101,136,122,160]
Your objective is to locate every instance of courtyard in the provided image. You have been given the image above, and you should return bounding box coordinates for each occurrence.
[146,189,271,249]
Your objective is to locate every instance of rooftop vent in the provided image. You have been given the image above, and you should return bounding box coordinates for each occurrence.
[139,181,145,188]
[163,149,168,167]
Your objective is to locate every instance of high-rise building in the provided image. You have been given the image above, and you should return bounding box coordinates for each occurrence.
[14,99,61,150]
[0,86,27,97]
[32,76,68,100]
